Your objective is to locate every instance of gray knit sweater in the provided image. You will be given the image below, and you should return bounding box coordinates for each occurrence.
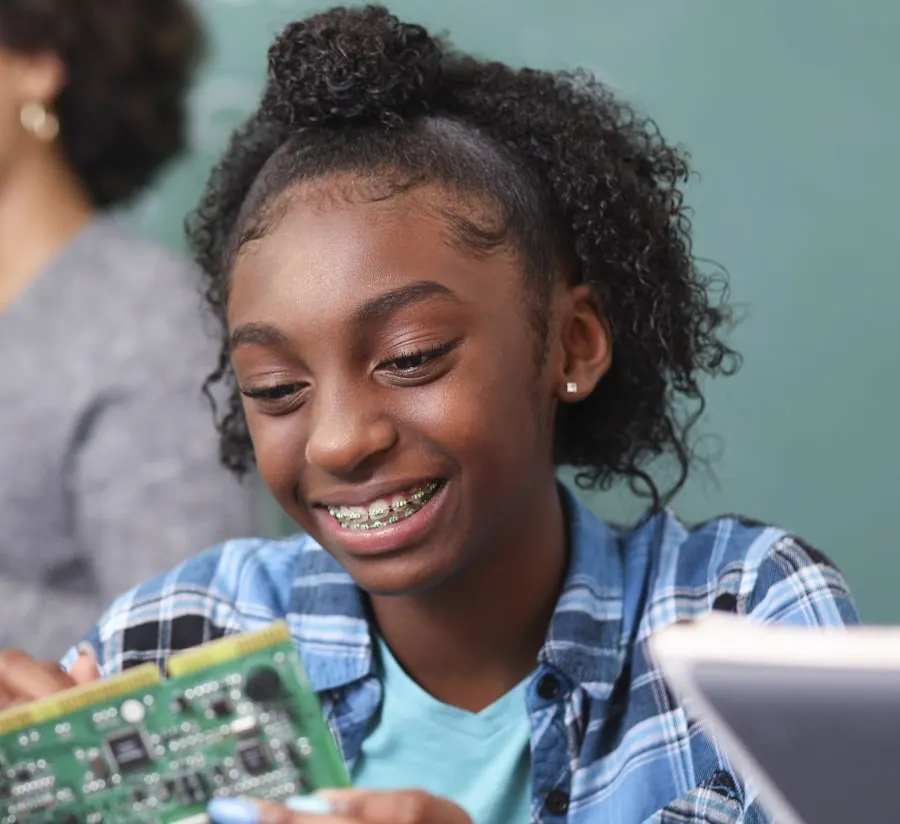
[0,216,256,657]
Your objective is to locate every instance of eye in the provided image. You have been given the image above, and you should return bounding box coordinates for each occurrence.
[380,341,458,375]
[241,384,301,400]
[239,382,308,413]
[389,351,432,372]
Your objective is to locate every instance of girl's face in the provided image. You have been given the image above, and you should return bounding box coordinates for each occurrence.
[228,178,604,596]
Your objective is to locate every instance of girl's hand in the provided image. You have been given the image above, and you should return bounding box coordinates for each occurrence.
[208,789,472,824]
[0,644,100,708]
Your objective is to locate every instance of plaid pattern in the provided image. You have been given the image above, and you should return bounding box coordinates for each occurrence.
[63,488,858,823]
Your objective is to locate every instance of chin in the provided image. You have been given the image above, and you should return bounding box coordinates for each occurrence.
[339,552,461,598]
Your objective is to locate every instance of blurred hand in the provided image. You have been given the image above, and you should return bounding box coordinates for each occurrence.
[208,789,473,824]
[0,644,100,709]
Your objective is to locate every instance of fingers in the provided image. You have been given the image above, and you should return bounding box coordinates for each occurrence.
[68,643,101,684]
[207,791,473,824]
[208,796,354,824]
[0,648,78,708]
[320,789,472,824]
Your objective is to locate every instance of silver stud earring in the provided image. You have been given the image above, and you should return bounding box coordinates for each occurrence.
[565,381,578,394]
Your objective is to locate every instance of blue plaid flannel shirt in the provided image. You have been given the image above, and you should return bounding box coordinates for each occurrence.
[64,487,858,823]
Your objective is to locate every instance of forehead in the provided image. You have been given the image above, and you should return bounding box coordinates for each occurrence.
[227,181,523,329]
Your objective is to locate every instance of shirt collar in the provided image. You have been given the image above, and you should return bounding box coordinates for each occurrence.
[540,486,627,697]
[289,484,628,697]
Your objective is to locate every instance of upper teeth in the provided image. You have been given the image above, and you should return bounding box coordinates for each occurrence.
[327,481,439,523]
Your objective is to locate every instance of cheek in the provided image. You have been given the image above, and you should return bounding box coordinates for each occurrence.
[243,407,306,498]
[399,343,545,463]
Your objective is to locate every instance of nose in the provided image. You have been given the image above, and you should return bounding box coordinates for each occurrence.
[304,385,398,476]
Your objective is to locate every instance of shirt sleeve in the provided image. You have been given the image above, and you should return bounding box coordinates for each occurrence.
[745,534,859,628]
[734,534,859,823]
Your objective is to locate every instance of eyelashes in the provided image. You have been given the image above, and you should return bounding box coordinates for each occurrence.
[378,341,458,374]
[239,339,461,409]
[240,383,302,401]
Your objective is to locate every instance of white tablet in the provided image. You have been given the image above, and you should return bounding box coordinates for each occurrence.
[649,616,900,824]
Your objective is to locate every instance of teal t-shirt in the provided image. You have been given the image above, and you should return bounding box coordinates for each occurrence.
[352,637,533,824]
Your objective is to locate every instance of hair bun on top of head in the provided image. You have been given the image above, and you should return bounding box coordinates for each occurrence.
[263,5,444,128]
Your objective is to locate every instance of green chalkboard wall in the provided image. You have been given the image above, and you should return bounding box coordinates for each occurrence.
[122,0,900,622]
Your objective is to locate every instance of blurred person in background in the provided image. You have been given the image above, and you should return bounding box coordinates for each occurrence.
[0,0,255,657]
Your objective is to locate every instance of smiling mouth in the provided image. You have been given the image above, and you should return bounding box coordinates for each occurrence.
[325,480,443,531]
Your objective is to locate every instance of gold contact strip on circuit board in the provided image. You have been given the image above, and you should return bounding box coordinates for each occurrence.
[0,662,161,736]
[0,623,290,737]
[166,621,292,677]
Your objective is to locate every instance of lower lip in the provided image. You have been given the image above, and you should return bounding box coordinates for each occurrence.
[313,482,448,557]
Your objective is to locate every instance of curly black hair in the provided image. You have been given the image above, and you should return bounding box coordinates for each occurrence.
[0,0,204,207]
[187,5,739,507]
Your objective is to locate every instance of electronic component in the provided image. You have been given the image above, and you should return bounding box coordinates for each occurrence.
[229,715,258,736]
[209,696,233,717]
[0,622,349,823]
[106,729,153,773]
[120,698,146,724]
[245,666,281,702]
[171,694,190,713]
[88,752,109,780]
[237,741,272,776]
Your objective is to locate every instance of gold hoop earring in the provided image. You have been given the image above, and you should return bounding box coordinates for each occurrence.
[19,101,59,142]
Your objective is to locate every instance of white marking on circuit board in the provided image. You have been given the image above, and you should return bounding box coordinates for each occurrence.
[11,775,54,796]
[92,707,118,724]
[15,730,39,747]
[225,673,242,686]
[170,729,223,751]
[54,722,71,737]
[185,681,219,699]
[252,780,298,801]
[10,791,54,813]
[121,698,146,724]
[228,767,293,796]
[230,715,256,735]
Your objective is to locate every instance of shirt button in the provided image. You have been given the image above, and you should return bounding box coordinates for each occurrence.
[545,789,570,815]
[536,673,561,700]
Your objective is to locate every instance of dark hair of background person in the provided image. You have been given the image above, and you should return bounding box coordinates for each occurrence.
[0,0,204,207]
[187,5,740,509]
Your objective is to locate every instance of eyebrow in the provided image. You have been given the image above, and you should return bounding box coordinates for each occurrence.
[229,281,461,352]
[230,322,289,352]
[352,280,461,325]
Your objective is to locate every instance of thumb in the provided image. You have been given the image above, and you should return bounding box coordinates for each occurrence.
[69,643,101,684]
[318,789,473,824]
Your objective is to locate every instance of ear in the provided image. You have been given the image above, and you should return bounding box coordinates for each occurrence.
[555,283,612,403]
[9,49,66,106]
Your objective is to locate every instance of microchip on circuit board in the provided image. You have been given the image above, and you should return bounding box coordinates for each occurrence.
[0,622,349,824]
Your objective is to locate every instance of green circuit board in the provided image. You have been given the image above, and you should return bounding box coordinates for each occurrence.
[0,622,350,824]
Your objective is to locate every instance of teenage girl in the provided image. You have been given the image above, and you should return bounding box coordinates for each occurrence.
[0,7,857,823]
